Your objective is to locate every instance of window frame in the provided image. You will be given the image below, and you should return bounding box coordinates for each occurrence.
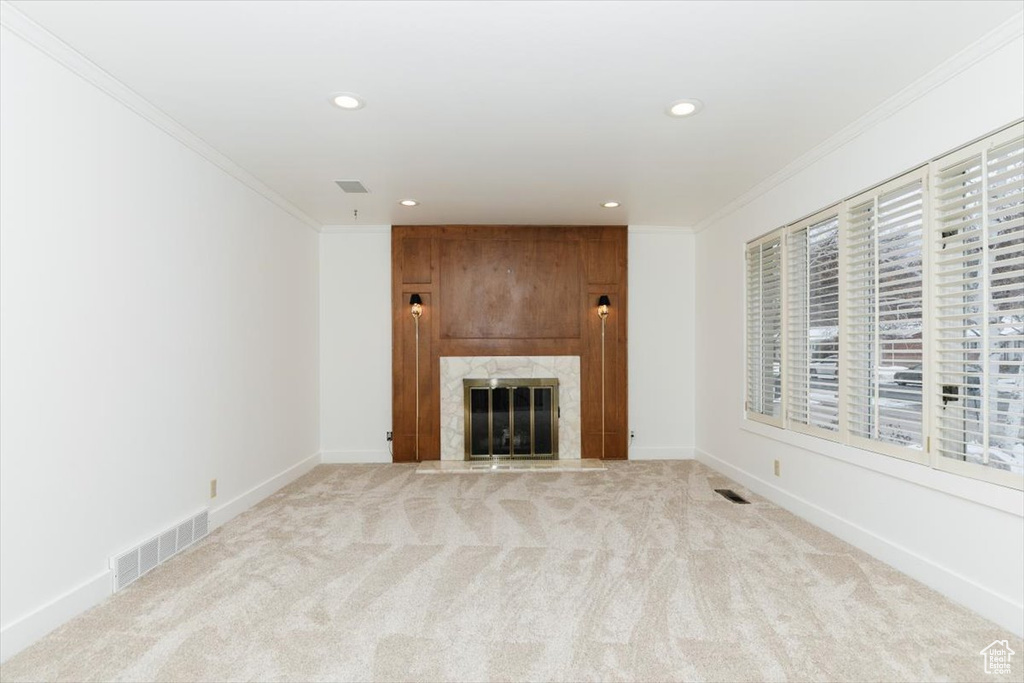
[784,205,844,443]
[843,167,930,465]
[929,124,1024,490]
[743,120,1024,491]
[745,229,786,428]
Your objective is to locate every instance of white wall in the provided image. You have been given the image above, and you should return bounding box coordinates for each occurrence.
[319,228,393,463]
[628,228,696,459]
[0,27,320,659]
[695,34,1024,634]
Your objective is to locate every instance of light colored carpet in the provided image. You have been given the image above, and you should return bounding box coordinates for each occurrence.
[1,461,1019,682]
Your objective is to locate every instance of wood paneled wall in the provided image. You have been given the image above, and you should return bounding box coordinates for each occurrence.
[391,225,628,461]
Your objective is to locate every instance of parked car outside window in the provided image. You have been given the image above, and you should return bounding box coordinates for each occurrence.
[894,364,923,387]
[809,355,838,379]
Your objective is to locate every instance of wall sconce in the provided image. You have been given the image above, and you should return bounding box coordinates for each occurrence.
[410,294,423,461]
[597,295,610,459]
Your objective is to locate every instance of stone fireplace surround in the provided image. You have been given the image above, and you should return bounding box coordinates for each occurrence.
[439,356,581,460]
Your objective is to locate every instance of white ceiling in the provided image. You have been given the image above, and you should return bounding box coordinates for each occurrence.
[10,0,1023,228]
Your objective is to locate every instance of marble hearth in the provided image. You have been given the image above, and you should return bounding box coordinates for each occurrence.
[440,356,581,460]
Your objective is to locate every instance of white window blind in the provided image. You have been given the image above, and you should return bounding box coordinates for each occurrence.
[786,211,841,434]
[845,171,926,456]
[933,125,1023,483]
[746,234,784,424]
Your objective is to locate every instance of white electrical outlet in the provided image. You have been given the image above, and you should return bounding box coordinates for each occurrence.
[210,479,217,498]
[773,460,781,477]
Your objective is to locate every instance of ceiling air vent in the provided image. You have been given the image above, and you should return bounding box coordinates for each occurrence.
[335,180,369,194]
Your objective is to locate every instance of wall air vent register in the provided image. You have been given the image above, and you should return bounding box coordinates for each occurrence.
[111,509,209,592]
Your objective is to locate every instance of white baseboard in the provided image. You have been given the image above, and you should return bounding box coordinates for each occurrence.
[0,571,110,663]
[320,450,391,464]
[629,446,695,460]
[1,451,325,663]
[210,452,321,530]
[695,448,1024,637]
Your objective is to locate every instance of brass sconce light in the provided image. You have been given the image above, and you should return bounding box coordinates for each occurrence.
[410,294,423,461]
[597,295,610,459]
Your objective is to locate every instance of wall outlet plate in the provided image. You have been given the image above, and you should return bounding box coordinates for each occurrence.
[773,460,780,477]
[386,431,393,442]
[210,479,217,498]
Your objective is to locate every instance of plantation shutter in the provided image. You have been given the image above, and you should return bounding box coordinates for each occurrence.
[845,170,927,457]
[746,233,784,425]
[787,210,841,435]
[933,124,1023,483]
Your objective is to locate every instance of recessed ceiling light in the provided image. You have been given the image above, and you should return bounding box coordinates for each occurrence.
[601,201,621,208]
[330,92,365,110]
[666,98,703,117]
[399,199,419,207]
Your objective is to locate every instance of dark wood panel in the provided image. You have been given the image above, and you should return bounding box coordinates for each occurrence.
[428,224,621,241]
[392,225,627,461]
[392,231,438,461]
[582,287,627,459]
[438,338,583,357]
[439,239,580,340]
[393,289,438,462]
[401,238,433,284]
[585,239,620,285]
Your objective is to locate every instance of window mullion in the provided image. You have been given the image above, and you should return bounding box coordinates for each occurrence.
[781,231,789,428]
[759,245,766,414]
[872,194,881,441]
[981,146,991,465]
[804,231,810,430]
[838,203,849,441]
[923,166,935,468]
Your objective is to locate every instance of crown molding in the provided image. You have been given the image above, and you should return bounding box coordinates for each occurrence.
[693,11,1024,234]
[319,224,392,234]
[0,1,322,231]
[628,225,694,235]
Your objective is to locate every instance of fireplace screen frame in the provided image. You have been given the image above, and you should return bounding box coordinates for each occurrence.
[463,378,559,460]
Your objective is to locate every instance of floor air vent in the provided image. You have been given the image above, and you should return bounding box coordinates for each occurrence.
[111,509,209,592]
[714,489,751,504]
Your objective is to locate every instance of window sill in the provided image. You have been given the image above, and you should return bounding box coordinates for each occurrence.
[740,420,1024,517]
